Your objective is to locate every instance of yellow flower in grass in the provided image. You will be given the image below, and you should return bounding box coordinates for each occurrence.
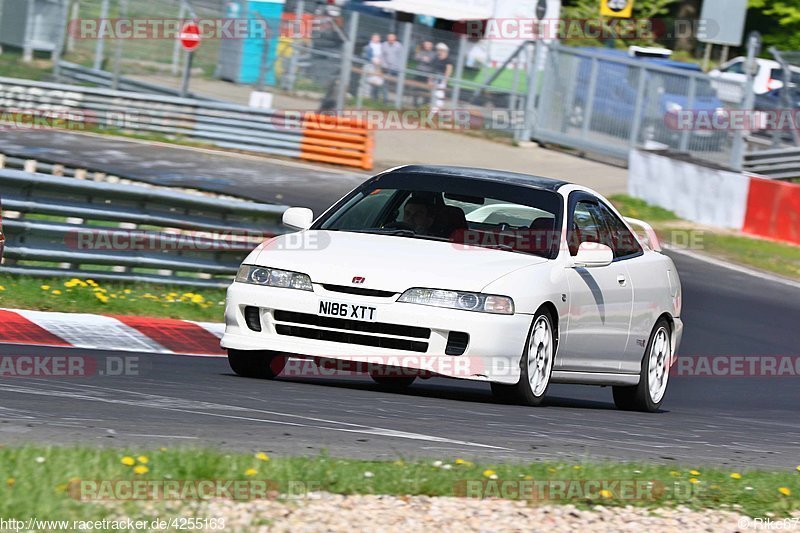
[6,477,15,487]
[137,456,149,464]
[133,465,149,475]
[482,469,496,478]
[599,489,613,498]
[120,456,135,466]
[244,468,258,477]
[573,465,582,470]
[779,487,791,497]
[51,290,62,295]
[95,293,109,303]
[796,466,800,473]
[689,470,701,476]
[255,452,269,462]
[0,286,6,291]
[689,478,700,484]
[40,285,51,291]
[123,289,132,294]
[669,471,681,477]
[730,473,742,480]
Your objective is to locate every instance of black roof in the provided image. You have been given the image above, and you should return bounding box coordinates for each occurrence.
[383,165,570,192]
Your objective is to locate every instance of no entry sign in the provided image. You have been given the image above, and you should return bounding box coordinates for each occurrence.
[180,22,201,52]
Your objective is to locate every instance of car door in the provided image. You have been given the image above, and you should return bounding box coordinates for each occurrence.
[557,194,634,373]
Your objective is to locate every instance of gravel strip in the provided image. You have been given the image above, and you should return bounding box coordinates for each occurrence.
[153,494,798,532]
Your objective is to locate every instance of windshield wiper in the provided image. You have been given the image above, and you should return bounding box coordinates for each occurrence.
[352,229,451,242]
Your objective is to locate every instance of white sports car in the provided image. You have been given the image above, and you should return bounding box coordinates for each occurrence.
[222,166,683,412]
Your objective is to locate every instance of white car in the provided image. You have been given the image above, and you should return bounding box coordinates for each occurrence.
[221,166,683,412]
[710,57,800,97]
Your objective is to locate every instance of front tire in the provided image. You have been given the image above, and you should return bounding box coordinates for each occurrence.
[613,318,671,412]
[491,310,555,407]
[228,349,285,379]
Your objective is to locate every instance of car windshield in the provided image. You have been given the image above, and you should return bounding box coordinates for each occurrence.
[315,172,563,258]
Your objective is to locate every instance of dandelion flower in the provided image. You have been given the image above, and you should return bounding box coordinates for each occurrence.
[573,465,582,470]
[600,489,613,498]
[137,456,149,464]
[255,452,269,462]
[730,473,742,479]
[244,468,258,476]
[40,285,51,291]
[689,470,701,476]
[133,465,149,475]
[120,456,135,466]
[779,487,791,496]
[454,459,465,465]
[689,478,700,484]
[51,290,62,295]
[0,286,6,291]
[482,469,496,478]
[6,478,15,487]
[669,471,681,477]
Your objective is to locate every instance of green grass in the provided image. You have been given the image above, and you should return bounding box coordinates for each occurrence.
[0,49,51,80]
[0,446,798,520]
[609,194,800,280]
[0,276,226,321]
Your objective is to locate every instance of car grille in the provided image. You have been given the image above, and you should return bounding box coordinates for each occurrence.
[273,310,430,353]
[321,284,397,298]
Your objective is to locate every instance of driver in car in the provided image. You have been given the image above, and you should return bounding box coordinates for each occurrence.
[401,196,438,235]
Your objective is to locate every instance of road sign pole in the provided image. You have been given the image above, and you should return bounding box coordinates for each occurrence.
[180,51,194,98]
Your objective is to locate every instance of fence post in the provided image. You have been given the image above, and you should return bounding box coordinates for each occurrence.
[628,66,647,147]
[679,76,697,152]
[394,22,413,109]
[23,0,36,62]
[335,11,359,112]
[51,0,70,81]
[66,1,79,53]
[450,33,467,108]
[93,0,110,70]
[580,57,599,140]
[284,0,305,92]
[730,32,760,171]
[111,0,128,90]
[520,42,539,142]
[172,1,188,75]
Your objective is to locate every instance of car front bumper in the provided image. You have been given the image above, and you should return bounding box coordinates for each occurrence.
[220,282,533,384]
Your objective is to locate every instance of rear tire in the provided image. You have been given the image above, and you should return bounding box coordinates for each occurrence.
[491,309,555,407]
[613,318,671,412]
[228,349,285,379]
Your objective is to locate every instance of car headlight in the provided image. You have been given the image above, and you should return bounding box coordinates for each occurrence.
[235,265,313,291]
[398,288,514,315]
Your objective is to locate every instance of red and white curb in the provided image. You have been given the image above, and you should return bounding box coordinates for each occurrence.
[0,309,225,357]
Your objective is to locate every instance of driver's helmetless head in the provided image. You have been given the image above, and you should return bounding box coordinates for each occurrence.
[403,197,437,233]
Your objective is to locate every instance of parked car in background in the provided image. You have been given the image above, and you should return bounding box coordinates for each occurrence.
[710,57,800,97]
[753,85,800,143]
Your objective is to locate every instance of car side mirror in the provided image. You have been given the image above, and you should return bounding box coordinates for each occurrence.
[282,207,314,231]
[572,242,614,268]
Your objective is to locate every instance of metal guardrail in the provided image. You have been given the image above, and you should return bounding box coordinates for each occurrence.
[0,169,288,287]
[744,147,800,180]
[0,75,374,170]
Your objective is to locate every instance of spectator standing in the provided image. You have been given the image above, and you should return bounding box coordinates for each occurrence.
[381,33,405,101]
[430,43,454,113]
[363,33,383,62]
[364,57,387,103]
[413,41,435,107]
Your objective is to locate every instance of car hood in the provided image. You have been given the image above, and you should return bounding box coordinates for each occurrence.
[252,230,548,293]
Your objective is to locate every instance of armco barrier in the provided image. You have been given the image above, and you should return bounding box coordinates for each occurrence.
[0,168,288,287]
[743,177,800,245]
[0,76,373,170]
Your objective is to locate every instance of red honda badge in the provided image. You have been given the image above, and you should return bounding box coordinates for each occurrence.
[352,276,365,284]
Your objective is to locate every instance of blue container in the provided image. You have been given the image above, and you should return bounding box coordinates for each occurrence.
[218,0,286,86]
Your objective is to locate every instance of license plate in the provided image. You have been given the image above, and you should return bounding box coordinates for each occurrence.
[318,300,377,322]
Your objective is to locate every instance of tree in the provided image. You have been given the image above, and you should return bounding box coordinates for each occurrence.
[747,0,800,51]
[560,0,679,47]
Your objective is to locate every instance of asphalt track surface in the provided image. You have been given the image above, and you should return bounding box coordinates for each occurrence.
[0,130,365,214]
[1,252,798,468]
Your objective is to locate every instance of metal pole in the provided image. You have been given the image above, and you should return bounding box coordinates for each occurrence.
[172,1,187,75]
[720,45,730,66]
[285,0,305,92]
[52,0,70,81]
[180,51,194,97]
[679,76,696,152]
[730,32,759,171]
[111,0,128,90]
[394,22,413,109]
[23,0,36,62]
[450,33,467,108]
[335,11,359,111]
[66,1,79,54]
[93,0,110,70]
[701,42,712,71]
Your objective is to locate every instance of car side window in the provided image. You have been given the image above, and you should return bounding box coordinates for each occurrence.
[596,203,643,260]
[723,61,744,74]
[569,201,603,256]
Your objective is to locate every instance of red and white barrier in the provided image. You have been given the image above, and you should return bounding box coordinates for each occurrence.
[629,150,800,246]
[0,309,225,356]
